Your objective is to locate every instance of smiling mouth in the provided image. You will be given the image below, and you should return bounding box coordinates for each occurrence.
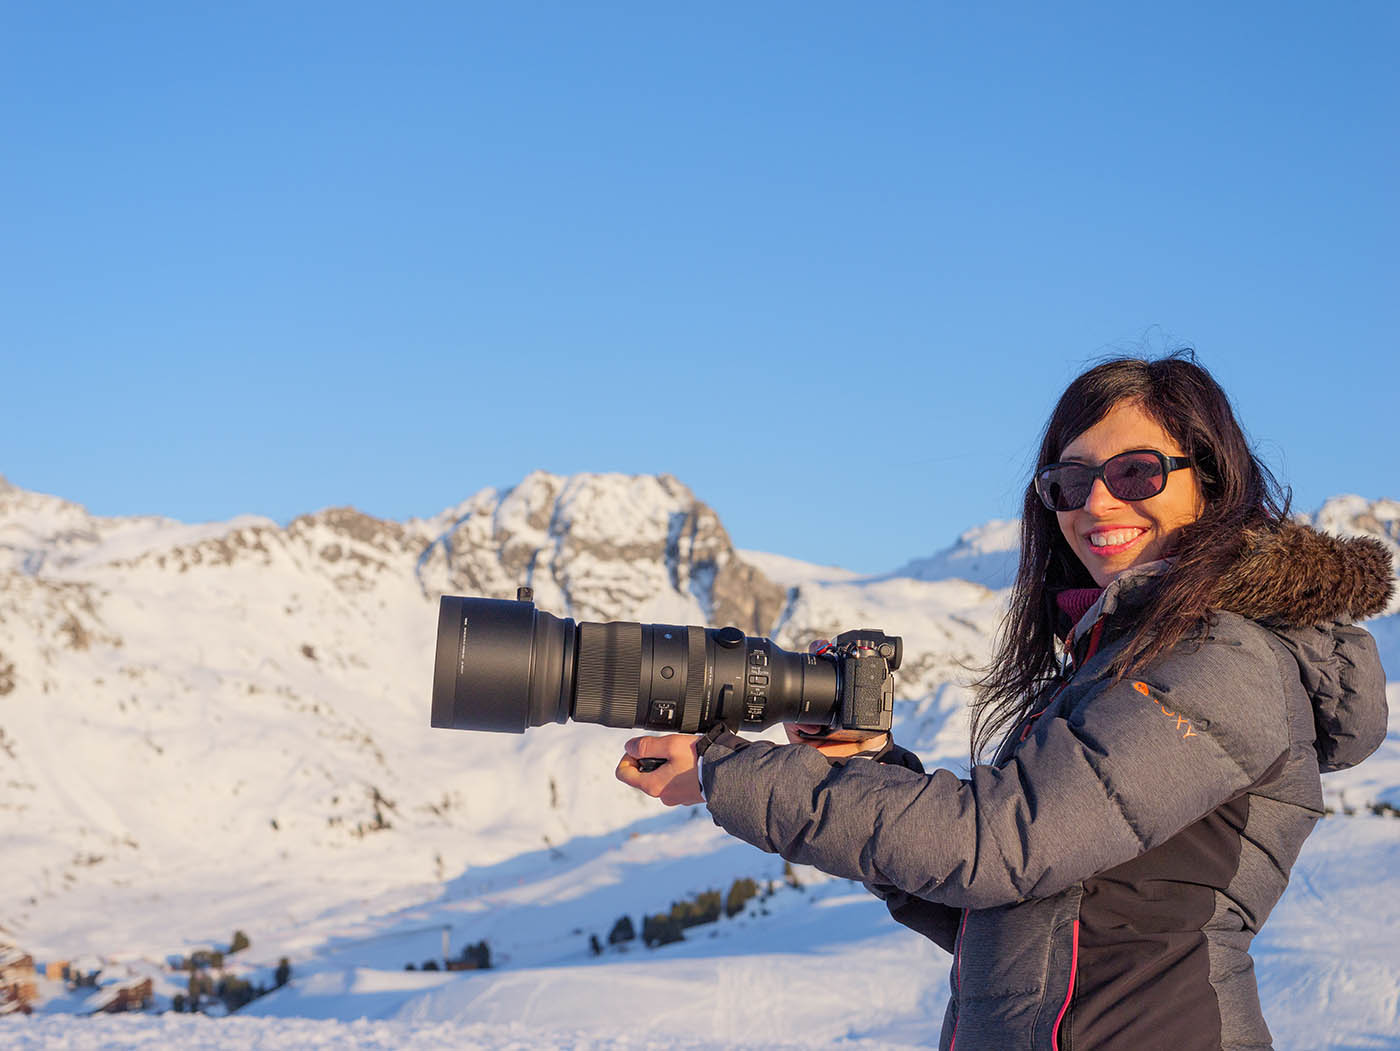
[1085,528,1146,554]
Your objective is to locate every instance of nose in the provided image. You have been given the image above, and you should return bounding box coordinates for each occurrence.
[1082,476,1121,513]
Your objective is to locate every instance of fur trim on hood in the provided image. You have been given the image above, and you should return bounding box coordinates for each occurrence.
[1212,521,1395,627]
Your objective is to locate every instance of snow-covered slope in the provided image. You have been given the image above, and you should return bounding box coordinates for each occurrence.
[888,517,1022,591]
[0,476,1395,1049]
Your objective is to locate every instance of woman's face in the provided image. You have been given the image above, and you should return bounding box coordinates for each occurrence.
[1055,399,1205,588]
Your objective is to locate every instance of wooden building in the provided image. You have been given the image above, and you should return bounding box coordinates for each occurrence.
[90,977,154,1014]
[0,942,39,1015]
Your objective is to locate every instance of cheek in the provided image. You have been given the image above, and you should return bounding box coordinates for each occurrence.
[1055,511,1078,549]
[1167,477,1206,531]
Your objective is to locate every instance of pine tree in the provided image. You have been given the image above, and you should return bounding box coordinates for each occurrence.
[608,915,636,945]
[725,877,759,918]
[229,930,251,954]
[693,889,721,926]
[274,957,291,988]
[457,940,492,969]
[642,913,684,947]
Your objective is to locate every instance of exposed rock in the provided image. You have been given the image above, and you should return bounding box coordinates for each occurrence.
[416,471,784,630]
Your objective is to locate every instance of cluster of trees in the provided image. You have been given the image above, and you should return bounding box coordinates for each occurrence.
[642,888,722,947]
[1326,797,1400,818]
[404,940,492,972]
[171,948,226,971]
[168,931,290,1014]
[454,940,492,970]
[589,876,773,955]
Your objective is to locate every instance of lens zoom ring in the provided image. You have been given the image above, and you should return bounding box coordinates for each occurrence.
[680,626,707,733]
[575,622,643,728]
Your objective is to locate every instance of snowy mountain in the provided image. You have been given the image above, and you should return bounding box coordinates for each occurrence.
[0,474,1396,1049]
[887,517,1022,591]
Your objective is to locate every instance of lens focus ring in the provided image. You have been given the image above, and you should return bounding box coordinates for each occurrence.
[681,625,706,733]
[574,622,643,728]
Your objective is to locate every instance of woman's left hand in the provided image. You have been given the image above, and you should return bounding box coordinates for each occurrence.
[616,733,704,806]
[784,723,890,758]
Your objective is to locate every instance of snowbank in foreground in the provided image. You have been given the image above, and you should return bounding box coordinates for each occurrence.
[0,1015,929,1051]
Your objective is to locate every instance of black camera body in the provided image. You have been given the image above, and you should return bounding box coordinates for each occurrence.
[430,588,903,736]
[831,629,903,733]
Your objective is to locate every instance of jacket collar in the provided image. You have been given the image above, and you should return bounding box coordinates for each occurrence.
[1064,559,1172,647]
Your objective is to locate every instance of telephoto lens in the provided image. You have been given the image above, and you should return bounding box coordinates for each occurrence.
[430,590,891,736]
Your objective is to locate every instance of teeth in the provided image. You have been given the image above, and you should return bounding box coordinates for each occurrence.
[1090,530,1141,548]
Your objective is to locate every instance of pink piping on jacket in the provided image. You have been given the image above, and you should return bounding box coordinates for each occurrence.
[1051,919,1080,1051]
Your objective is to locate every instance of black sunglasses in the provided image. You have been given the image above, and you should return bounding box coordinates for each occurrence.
[1034,449,1193,512]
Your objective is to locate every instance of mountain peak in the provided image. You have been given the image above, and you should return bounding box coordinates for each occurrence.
[417,470,785,632]
[893,517,1021,590]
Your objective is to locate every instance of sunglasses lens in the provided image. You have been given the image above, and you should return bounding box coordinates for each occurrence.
[1037,466,1093,511]
[1037,451,1171,510]
[1104,453,1166,501]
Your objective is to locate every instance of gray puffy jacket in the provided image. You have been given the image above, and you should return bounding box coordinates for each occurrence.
[700,524,1392,1050]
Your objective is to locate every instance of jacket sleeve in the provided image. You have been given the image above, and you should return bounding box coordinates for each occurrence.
[870,741,963,952]
[700,615,1293,910]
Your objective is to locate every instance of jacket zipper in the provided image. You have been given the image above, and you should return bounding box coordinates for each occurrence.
[948,909,970,1050]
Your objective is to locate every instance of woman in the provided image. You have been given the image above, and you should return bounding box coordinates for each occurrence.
[616,355,1392,1050]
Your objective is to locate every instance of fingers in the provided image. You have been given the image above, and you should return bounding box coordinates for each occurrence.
[623,735,665,760]
[615,734,703,807]
[616,737,669,791]
[615,753,647,789]
[782,723,889,758]
[623,734,688,761]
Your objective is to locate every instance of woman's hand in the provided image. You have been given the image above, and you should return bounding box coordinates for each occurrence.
[616,733,704,806]
[785,639,890,758]
[784,723,890,758]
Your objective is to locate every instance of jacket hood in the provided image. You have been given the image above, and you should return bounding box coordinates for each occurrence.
[1214,522,1392,773]
[1270,622,1388,772]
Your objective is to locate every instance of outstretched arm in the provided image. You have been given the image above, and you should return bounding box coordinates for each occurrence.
[700,620,1291,910]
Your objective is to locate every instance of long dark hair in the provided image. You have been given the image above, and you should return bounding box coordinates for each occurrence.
[969,352,1290,761]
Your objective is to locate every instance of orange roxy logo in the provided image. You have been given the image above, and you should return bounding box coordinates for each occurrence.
[1132,681,1198,739]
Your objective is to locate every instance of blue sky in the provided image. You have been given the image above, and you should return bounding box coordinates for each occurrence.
[2,3,1395,572]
